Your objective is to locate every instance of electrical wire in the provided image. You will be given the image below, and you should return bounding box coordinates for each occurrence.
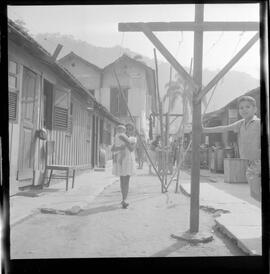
[231,31,245,57]
[204,31,224,57]
[169,31,184,82]
[202,32,245,117]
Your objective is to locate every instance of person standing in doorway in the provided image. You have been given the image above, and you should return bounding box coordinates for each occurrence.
[111,123,136,208]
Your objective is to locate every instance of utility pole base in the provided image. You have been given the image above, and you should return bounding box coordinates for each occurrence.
[171,230,213,244]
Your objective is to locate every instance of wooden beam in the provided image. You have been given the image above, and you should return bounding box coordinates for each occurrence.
[152,114,183,117]
[190,4,204,233]
[119,22,259,32]
[139,23,199,92]
[52,44,63,61]
[154,48,165,193]
[196,31,259,103]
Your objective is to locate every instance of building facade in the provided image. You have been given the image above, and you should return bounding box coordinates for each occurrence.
[59,53,158,139]
[8,20,119,195]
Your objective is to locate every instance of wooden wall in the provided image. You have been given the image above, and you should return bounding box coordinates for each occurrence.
[8,39,96,191]
[45,91,92,168]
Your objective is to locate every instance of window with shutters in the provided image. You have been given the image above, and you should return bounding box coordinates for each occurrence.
[43,81,71,132]
[110,87,128,117]
[53,87,70,131]
[8,60,19,121]
[43,79,53,130]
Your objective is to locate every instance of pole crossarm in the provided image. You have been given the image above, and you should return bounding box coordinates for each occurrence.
[152,114,183,117]
[119,22,259,32]
[138,23,199,92]
[196,31,259,103]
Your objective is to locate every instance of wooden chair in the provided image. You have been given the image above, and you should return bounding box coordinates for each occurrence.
[43,140,76,191]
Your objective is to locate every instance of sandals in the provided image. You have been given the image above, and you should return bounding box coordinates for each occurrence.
[121,201,129,209]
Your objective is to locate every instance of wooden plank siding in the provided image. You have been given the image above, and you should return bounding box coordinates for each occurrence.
[46,91,92,168]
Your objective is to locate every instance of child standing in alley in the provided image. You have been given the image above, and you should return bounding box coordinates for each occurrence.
[203,96,261,201]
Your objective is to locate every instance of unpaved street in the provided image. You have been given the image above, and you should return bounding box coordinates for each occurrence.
[11,169,245,258]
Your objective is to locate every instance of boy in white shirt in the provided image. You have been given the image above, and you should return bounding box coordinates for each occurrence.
[203,96,261,201]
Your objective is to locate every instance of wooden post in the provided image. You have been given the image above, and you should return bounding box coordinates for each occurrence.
[190,4,204,233]
[165,112,169,186]
[154,49,165,192]
[52,44,63,61]
[119,21,259,32]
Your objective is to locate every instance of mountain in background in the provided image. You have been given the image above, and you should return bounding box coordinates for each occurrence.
[35,33,259,113]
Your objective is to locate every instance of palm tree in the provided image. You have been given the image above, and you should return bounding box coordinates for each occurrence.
[163,72,193,121]
[163,71,208,120]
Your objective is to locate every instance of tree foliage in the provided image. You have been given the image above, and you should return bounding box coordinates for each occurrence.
[14,19,30,34]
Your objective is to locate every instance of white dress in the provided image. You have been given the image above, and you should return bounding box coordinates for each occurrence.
[113,133,126,161]
[112,136,136,177]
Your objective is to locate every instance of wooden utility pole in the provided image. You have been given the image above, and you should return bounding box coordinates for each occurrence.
[190,4,203,232]
[119,4,259,234]
[154,49,165,192]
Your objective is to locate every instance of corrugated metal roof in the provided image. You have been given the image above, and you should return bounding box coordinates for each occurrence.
[203,87,260,121]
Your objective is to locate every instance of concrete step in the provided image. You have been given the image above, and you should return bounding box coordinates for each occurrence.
[179,178,261,256]
[215,213,262,255]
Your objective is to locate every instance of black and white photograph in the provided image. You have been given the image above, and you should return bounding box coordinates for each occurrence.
[3,1,269,271]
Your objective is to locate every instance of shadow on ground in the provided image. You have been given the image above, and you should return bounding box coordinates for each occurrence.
[14,188,60,197]
[150,240,189,257]
[78,203,121,216]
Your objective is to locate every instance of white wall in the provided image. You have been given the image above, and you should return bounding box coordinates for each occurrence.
[100,87,110,111]
[128,88,146,116]
[101,59,149,128]
[60,56,101,90]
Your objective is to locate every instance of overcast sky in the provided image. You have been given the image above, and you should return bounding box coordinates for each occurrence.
[8,4,260,79]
